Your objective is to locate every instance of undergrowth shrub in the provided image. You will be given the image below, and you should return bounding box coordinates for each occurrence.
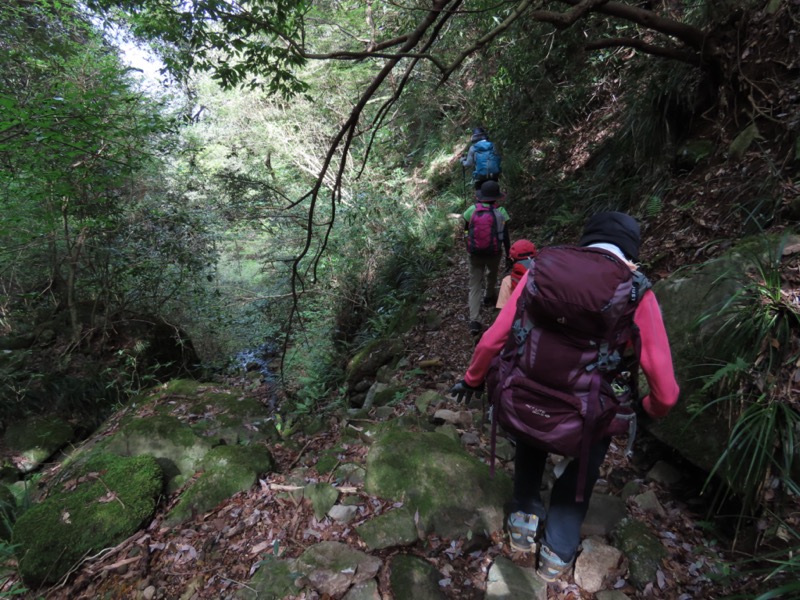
[694,235,800,525]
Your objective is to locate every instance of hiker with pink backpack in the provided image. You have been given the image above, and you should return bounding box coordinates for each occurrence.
[450,212,680,582]
[462,180,511,336]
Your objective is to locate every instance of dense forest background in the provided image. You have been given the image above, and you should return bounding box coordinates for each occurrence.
[2,0,800,597]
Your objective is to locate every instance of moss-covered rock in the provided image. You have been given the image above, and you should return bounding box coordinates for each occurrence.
[3,416,74,473]
[164,444,274,526]
[104,414,212,493]
[12,452,162,587]
[294,541,382,597]
[485,556,546,599]
[364,430,511,538]
[356,506,420,550]
[238,555,301,599]
[649,236,799,478]
[611,517,667,589]
[345,338,405,391]
[389,554,445,600]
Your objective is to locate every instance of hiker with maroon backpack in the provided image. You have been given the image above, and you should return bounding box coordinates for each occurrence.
[462,180,510,336]
[450,212,679,582]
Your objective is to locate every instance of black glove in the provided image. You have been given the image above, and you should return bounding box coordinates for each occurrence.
[449,379,485,404]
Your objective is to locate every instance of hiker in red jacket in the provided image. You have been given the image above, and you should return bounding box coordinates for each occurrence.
[450,212,679,582]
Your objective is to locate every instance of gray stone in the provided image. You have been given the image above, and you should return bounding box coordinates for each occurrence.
[332,463,366,486]
[328,504,359,524]
[343,579,381,600]
[354,380,373,393]
[434,423,460,442]
[305,482,340,521]
[575,537,623,594]
[461,432,480,446]
[356,506,420,550]
[620,480,642,501]
[432,409,472,427]
[389,554,445,600]
[494,437,516,462]
[582,493,627,537]
[363,382,387,410]
[415,390,443,414]
[295,541,382,597]
[376,364,395,384]
[365,430,511,538]
[631,490,666,517]
[646,461,682,486]
[485,556,546,599]
[373,406,395,420]
[373,384,407,407]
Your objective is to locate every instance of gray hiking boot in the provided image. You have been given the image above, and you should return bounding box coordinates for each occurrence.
[506,511,540,553]
[536,544,574,582]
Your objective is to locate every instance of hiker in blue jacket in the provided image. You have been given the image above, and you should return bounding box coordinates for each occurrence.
[461,128,502,190]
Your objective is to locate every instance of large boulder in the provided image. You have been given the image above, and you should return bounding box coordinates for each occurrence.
[364,430,511,538]
[3,416,74,473]
[164,443,274,526]
[647,235,799,476]
[12,452,162,587]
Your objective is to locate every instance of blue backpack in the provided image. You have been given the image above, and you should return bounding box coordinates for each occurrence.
[473,140,501,179]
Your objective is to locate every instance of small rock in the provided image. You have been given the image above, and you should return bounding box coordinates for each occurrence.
[632,490,666,517]
[461,432,480,446]
[646,461,682,486]
[574,537,623,593]
[142,585,156,600]
[328,504,358,524]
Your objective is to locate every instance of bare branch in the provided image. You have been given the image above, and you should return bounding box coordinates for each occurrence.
[531,0,610,29]
[553,0,716,57]
[440,0,537,83]
[280,0,461,376]
[584,37,702,65]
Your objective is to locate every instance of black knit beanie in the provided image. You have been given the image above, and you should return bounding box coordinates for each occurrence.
[579,212,641,261]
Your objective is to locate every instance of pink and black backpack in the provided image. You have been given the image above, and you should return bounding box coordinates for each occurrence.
[466,203,503,256]
[487,245,650,500]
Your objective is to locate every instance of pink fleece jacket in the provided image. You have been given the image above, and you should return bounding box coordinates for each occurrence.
[463,270,680,419]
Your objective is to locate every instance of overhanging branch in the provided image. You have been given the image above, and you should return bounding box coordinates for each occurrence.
[584,37,702,65]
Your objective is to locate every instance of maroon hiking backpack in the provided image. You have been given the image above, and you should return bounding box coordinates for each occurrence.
[487,246,651,500]
[467,203,502,256]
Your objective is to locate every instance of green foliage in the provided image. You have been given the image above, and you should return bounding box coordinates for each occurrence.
[694,235,800,520]
[87,0,311,97]
[0,540,28,598]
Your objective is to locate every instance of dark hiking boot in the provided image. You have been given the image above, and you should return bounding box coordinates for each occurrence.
[506,511,540,553]
[469,321,483,336]
[536,544,574,582]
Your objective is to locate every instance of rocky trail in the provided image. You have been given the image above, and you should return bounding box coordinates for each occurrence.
[3,232,776,600]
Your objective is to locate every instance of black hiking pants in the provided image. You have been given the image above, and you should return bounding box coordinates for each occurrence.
[511,437,612,562]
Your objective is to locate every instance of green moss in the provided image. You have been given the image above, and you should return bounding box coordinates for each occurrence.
[364,430,510,535]
[164,444,273,526]
[12,453,162,587]
[3,416,74,455]
[103,415,211,492]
